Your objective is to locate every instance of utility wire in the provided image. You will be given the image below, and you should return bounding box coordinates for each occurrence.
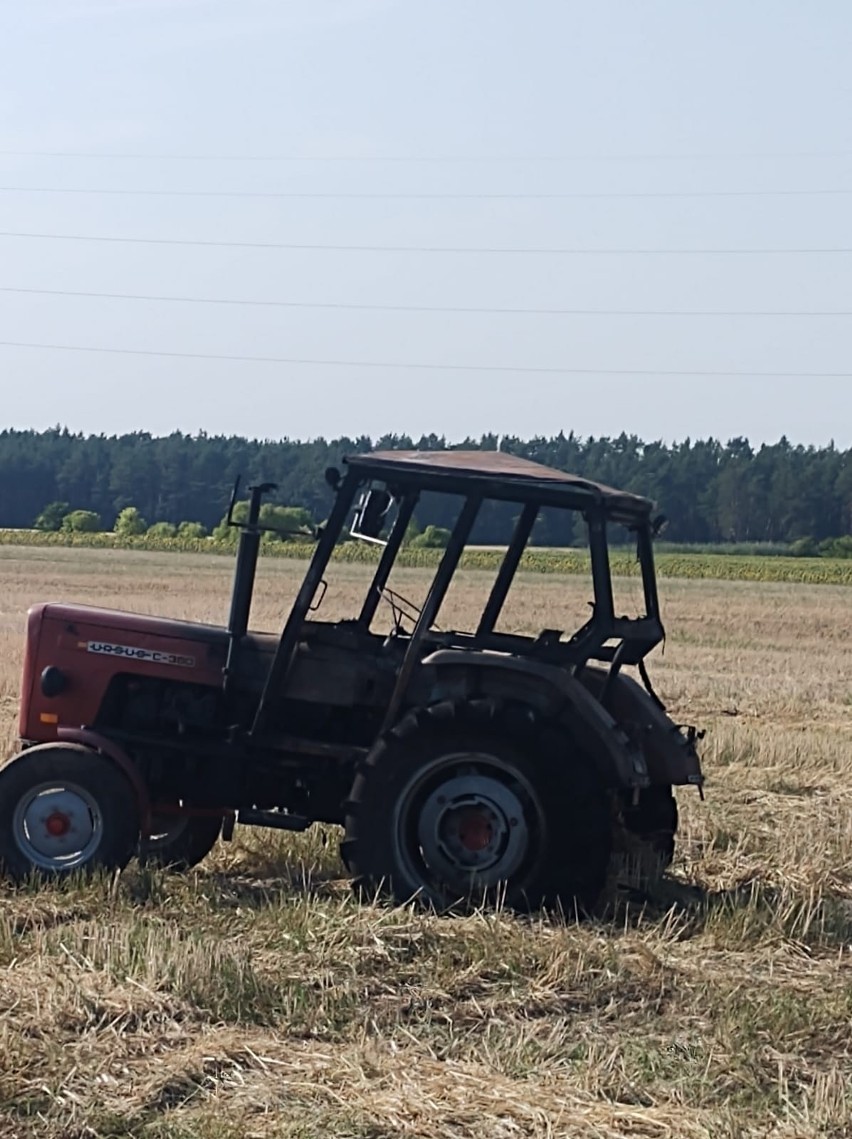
[2,285,850,318]
[0,339,848,377]
[1,149,851,162]
[1,230,849,254]
[2,185,852,201]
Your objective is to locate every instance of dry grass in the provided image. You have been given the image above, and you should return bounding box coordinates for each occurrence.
[0,546,850,1138]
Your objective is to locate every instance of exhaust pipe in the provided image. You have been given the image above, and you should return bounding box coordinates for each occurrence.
[225,481,276,687]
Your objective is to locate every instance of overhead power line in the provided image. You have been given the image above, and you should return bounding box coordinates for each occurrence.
[1,149,851,162]
[0,338,848,378]
[2,285,850,318]
[1,231,849,255]
[2,184,852,201]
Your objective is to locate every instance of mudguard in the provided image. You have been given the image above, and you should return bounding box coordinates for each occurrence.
[415,650,651,789]
[56,728,152,830]
[578,666,704,788]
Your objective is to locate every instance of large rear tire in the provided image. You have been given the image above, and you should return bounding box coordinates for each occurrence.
[342,701,611,913]
[624,786,678,867]
[615,786,678,889]
[0,745,140,882]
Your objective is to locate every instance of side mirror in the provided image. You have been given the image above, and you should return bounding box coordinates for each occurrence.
[351,488,392,540]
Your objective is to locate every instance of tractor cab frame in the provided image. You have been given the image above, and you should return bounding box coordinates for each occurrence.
[249,450,668,741]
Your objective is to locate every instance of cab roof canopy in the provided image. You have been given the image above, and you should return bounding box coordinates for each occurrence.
[344,450,654,524]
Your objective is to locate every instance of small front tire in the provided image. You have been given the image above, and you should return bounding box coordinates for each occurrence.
[0,745,140,882]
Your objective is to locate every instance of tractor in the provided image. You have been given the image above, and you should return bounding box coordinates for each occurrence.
[0,450,703,911]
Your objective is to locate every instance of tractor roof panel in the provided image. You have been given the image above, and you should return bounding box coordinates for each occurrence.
[344,450,653,520]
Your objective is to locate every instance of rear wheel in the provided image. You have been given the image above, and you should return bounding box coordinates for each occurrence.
[138,813,223,871]
[0,745,140,882]
[615,786,678,888]
[342,701,611,913]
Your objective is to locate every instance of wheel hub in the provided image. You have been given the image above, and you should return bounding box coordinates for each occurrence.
[455,807,495,852]
[12,784,103,870]
[415,770,531,888]
[45,810,71,838]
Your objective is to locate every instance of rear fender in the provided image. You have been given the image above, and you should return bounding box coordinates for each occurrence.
[416,650,650,789]
[578,667,704,788]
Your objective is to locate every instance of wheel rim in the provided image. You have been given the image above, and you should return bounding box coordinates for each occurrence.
[12,781,104,871]
[394,752,543,897]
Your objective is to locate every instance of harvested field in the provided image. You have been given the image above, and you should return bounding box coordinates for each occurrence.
[0,545,851,1138]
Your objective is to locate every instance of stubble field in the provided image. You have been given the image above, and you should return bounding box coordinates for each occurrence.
[0,546,850,1139]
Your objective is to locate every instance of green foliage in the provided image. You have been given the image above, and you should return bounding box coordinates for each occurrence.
[790,537,820,557]
[818,535,852,559]
[211,500,247,542]
[402,517,422,546]
[409,524,451,549]
[177,520,207,539]
[656,540,803,557]
[60,509,101,533]
[212,501,314,543]
[32,501,69,531]
[114,506,148,536]
[211,522,237,542]
[259,503,314,539]
[146,521,178,538]
[3,428,851,548]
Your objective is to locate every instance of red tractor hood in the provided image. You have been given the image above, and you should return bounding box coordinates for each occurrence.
[33,602,231,647]
[19,603,232,743]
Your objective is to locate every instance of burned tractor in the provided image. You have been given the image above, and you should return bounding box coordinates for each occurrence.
[0,450,703,910]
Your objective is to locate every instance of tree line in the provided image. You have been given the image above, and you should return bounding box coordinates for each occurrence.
[0,427,849,548]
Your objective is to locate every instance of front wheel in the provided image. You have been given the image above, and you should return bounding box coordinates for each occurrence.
[0,745,140,882]
[342,701,612,913]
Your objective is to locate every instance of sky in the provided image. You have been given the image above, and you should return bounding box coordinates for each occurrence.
[0,0,850,447]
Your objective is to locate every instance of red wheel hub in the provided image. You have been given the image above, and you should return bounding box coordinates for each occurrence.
[44,811,71,838]
[457,808,493,852]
